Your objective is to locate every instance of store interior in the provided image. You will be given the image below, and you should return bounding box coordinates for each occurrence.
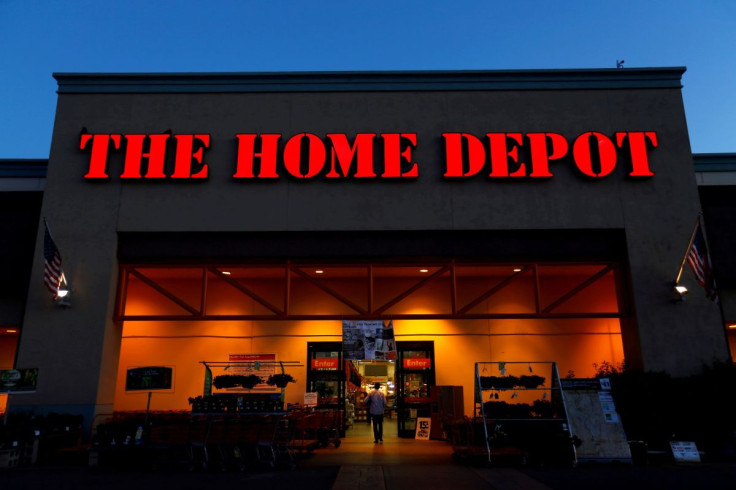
[109,261,626,435]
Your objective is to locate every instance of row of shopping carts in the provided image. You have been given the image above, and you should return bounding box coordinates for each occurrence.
[92,409,343,471]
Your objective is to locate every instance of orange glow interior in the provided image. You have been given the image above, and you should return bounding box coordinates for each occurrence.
[0,329,19,414]
[114,264,625,416]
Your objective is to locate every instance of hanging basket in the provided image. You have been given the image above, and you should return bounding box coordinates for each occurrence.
[519,375,546,389]
[267,373,296,388]
[213,374,263,390]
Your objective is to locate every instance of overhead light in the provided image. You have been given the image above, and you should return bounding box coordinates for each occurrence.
[419,269,429,273]
[513,268,522,272]
[221,271,231,276]
[6,329,17,333]
[727,323,736,330]
[315,270,324,274]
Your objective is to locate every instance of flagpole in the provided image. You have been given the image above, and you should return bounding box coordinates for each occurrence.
[674,214,702,285]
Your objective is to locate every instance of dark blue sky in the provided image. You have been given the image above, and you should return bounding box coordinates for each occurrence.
[2,0,734,158]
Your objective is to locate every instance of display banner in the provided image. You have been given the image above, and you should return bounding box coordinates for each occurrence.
[0,368,38,393]
[203,365,213,397]
[125,366,173,391]
[227,353,276,390]
[342,320,396,360]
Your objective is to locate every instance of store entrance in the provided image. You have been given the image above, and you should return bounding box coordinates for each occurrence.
[306,342,347,436]
[396,341,436,438]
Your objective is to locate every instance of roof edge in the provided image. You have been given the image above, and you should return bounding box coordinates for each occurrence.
[693,153,736,172]
[0,160,48,178]
[54,67,687,94]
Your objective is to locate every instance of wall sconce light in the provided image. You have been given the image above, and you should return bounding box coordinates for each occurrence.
[671,282,688,304]
[54,275,72,308]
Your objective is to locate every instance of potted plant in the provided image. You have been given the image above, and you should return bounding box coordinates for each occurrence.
[267,373,296,388]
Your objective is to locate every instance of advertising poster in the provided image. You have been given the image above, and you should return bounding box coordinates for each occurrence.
[342,320,396,360]
[0,368,38,393]
[670,441,701,463]
[415,417,431,440]
[125,366,173,391]
[226,353,277,390]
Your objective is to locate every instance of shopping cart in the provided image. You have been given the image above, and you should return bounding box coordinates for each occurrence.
[255,413,296,469]
[315,409,342,448]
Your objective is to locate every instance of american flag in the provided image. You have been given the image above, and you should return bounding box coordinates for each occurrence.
[43,220,64,299]
[686,221,718,302]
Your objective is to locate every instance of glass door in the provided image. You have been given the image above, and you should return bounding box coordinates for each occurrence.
[306,341,346,435]
[396,341,435,438]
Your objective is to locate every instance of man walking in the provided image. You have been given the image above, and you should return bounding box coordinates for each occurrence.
[365,382,387,443]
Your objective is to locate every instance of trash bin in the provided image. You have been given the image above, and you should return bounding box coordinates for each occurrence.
[628,440,647,466]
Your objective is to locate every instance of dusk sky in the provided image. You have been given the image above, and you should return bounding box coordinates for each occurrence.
[2,0,734,158]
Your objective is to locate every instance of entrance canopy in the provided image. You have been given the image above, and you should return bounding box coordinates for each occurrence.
[115,260,626,321]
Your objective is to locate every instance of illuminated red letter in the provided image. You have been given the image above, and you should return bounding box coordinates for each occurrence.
[283,133,326,179]
[572,132,617,178]
[382,133,418,178]
[120,134,170,179]
[171,134,210,179]
[526,133,568,178]
[442,133,485,178]
[234,134,281,179]
[80,134,121,179]
[487,133,525,177]
[616,131,657,177]
[325,133,377,178]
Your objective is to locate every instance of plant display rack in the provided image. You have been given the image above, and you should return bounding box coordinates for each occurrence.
[474,361,577,466]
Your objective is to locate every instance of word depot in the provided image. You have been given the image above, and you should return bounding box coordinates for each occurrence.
[79,131,658,181]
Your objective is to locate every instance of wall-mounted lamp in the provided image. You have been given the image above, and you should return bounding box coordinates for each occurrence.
[671,282,688,304]
[54,275,72,308]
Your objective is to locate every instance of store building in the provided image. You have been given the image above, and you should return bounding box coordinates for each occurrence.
[1,68,733,434]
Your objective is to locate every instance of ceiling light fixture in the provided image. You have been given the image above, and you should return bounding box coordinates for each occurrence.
[315,270,324,274]
[419,269,429,273]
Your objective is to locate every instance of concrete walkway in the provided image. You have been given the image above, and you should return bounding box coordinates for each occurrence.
[2,418,736,489]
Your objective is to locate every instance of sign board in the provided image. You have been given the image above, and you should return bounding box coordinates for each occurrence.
[0,368,38,393]
[563,390,631,463]
[227,353,276,390]
[125,366,173,391]
[561,378,605,390]
[670,441,701,464]
[343,320,396,361]
[79,131,658,182]
[311,358,339,370]
[304,392,318,407]
[403,358,431,370]
[415,417,431,440]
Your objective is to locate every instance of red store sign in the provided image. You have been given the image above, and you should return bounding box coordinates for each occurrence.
[403,358,431,370]
[78,131,657,181]
[311,358,339,370]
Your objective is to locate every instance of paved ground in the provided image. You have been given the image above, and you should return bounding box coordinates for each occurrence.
[2,460,736,490]
[2,419,736,489]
